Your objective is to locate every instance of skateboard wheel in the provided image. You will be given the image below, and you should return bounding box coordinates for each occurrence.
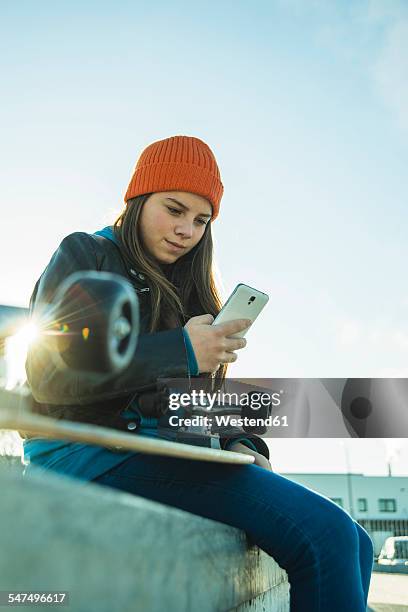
[51,271,139,373]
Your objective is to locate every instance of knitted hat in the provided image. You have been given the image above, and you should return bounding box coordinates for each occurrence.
[124,136,224,220]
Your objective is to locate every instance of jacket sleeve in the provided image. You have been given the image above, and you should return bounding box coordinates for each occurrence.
[26,232,190,406]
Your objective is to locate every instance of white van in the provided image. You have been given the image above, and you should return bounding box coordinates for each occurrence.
[378,536,408,566]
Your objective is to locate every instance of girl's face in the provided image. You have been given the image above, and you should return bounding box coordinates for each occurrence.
[138,191,212,264]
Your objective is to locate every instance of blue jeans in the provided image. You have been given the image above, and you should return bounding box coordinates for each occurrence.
[92,454,374,612]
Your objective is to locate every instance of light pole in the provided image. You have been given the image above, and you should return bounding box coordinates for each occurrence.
[384,441,401,477]
[340,440,354,518]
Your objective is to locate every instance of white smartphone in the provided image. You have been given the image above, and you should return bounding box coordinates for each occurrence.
[213,283,269,338]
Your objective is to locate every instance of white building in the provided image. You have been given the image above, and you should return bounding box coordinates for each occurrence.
[282,472,408,554]
[0,305,29,387]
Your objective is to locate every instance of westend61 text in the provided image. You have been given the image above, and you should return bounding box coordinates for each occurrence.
[168,390,281,410]
[167,415,288,427]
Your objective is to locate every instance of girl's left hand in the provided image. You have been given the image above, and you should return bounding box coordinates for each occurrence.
[228,442,273,471]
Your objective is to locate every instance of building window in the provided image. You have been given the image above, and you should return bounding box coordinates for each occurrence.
[330,498,343,508]
[358,498,368,512]
[378,499,397,513]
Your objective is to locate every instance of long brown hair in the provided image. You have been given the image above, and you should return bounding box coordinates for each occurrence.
[114,195,227,380]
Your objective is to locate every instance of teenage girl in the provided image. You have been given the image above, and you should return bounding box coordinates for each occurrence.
[24,136,373,611]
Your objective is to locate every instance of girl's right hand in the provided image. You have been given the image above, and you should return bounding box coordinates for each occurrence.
[227,442,273,471]
[184,314,250,374]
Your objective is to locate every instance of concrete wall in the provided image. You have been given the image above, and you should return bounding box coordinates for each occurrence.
[0,466,289,612]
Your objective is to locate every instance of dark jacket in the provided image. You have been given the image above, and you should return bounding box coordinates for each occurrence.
[25,230,269,459]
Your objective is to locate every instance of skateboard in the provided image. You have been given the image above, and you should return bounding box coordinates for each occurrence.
[0,388,253,464]
[0,269,255,464]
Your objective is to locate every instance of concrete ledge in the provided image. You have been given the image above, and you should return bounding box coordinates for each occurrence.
[0,466,289,612]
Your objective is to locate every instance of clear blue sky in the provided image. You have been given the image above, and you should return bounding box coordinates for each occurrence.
[1,1,407,473]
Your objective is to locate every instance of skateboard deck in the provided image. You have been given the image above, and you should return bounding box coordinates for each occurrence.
[0,402,254,465]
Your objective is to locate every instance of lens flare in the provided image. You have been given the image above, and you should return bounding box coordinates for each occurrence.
[4,322,39,389]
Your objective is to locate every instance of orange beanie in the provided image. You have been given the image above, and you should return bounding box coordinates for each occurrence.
[124,136,224,220]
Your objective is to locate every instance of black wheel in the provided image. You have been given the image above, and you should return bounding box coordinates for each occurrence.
[50,271,139,373]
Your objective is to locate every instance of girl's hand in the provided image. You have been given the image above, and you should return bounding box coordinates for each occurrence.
[228,441,272,471]
[184,314,250,374]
